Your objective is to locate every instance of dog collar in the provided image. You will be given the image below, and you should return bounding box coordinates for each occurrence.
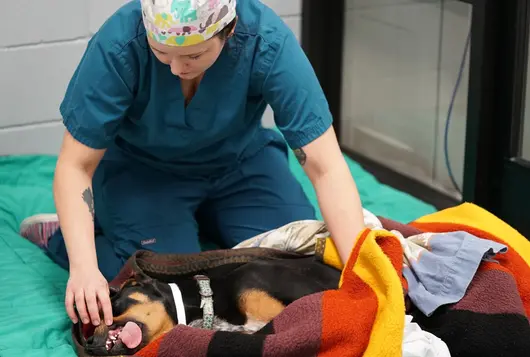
[168,283,187,326]
[194,275,214,329]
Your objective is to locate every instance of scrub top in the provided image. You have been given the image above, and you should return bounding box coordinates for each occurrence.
[60,0,333,177]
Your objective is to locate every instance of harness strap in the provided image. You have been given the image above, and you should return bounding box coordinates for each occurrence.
[168,283,187,325]
[194,275,214,329]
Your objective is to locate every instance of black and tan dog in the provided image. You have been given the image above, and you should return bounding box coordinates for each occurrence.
[78,255,341,356]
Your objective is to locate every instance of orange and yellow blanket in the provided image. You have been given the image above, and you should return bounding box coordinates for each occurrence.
[133,203,530,357]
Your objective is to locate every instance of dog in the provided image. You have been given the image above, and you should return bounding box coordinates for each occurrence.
[80,255,341,356]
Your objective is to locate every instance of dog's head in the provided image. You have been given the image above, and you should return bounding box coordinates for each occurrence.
[81,275,177,356]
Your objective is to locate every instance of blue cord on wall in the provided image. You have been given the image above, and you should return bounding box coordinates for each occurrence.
[444,27,471,195]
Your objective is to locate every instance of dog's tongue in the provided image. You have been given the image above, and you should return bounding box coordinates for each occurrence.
[120,322,142,349]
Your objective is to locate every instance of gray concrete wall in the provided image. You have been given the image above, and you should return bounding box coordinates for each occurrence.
[0,0,301,155]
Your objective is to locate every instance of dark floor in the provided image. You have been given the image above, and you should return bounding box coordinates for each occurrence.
[341,147,460,211]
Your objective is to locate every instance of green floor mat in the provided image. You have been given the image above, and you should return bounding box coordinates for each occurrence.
[0,154,436,357]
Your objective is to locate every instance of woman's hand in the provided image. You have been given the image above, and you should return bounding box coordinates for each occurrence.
[65,265,113,326]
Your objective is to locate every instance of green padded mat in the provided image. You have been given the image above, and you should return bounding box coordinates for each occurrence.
[0,154,436,357]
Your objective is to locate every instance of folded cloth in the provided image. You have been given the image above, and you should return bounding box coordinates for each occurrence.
[231,220,329,254]
[232,208,382,254]
[394,230,508,316]
[402,315,451,357]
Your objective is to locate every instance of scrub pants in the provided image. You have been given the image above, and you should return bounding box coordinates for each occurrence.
[45,141,316,281]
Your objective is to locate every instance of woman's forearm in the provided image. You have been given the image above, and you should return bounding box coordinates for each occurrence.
[53,161,98,271]
[294,126,366,265]
[312,166,366,265]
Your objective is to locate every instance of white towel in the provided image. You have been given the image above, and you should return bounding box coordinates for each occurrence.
[403,315,451,357]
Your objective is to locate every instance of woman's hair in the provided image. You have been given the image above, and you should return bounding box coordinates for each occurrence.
[217,17,237,40]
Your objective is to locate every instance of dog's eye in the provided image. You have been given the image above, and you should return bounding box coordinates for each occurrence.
[122,280,139,289]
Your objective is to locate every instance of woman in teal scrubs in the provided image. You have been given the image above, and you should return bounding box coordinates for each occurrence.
[20,0,365,329]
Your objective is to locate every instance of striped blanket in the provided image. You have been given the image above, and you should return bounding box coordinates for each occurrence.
[130,203,530,357]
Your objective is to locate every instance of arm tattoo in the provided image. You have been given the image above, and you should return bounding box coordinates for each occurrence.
[293,148,307,166]
[82,187,95,221]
